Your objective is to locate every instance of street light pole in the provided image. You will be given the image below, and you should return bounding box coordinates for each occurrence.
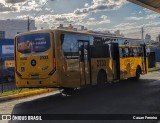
[27,0,51,31]
[142,27,144,40]
[27,16,30,32]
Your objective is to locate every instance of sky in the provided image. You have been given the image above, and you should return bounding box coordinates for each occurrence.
[0,0,160,40]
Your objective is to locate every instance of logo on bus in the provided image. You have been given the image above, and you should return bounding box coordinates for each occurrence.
[31,59,36,66]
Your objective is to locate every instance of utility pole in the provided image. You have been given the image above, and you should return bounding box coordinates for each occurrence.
[142,27,144,40]
[27,16,30,32]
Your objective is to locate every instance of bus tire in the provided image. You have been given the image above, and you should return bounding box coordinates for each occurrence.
[134,67,141,80]
[97,70,107,87]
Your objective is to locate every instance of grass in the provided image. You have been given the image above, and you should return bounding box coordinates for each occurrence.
[0,88,41,97]
[148,66,160,72]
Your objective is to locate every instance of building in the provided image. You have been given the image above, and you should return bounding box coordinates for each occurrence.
[0,39,14,69]
[57,24,88,31]
[156,33,160,47]
[0,19,37,39]
[114,30,120,36]
[0,19,37,69]
[144,34,151,44]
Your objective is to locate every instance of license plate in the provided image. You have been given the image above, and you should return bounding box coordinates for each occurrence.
[31,75,39,79]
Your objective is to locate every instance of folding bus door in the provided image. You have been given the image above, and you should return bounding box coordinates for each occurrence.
[110,43,120,80]
[78,40,91,86]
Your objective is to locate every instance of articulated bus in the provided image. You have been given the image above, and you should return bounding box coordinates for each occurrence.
[14,29,148,91]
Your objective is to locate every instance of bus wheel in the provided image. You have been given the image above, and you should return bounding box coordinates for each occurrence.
[97,70,107,87]
[135,67,141,80]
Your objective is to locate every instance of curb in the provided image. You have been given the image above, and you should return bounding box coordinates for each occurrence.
[0,88,57,103]
[148,68,160,72]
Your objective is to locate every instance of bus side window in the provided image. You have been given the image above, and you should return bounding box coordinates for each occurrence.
[133,48,138,57]
[129,48,133,57]
[119,48,123,58]
[138,47,142,56]
[123,47,129,57]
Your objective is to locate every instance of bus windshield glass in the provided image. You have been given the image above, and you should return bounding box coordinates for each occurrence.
[17,33,50,53]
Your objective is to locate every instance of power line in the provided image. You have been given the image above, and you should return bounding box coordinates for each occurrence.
[28,0,49,31]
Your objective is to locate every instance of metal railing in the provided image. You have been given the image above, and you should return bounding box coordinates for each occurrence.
[0,79,18,93]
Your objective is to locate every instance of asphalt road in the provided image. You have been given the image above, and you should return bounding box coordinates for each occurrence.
[1,71,160,123]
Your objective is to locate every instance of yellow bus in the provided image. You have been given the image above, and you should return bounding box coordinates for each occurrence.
[14,29,148,91]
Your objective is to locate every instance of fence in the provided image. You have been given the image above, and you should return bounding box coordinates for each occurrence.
[0,79,18,93]
[148,52,156,68]
[150,48,160,62]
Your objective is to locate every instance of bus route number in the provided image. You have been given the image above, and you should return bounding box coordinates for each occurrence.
[97,60,106,67]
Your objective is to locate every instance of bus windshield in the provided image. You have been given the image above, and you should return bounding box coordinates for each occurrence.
[17,33,50,54]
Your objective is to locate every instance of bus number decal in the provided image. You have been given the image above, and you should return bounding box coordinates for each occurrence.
[97,60,106,67]
[40,56,48,60]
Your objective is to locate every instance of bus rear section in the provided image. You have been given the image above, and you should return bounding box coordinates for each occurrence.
[15,32,57,87]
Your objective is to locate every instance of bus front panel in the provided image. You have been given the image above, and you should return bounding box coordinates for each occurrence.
[15,32,57,87]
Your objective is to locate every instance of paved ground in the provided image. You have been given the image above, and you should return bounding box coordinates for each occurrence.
[0,71,160,123]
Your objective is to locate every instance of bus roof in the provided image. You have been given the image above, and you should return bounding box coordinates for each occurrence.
[15,29,143,42]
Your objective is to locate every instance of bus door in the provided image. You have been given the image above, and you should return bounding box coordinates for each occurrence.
[141,44,147,74]
[78,40,91,86]
[110,43,120,80]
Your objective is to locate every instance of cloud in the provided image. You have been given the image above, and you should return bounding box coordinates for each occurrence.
[0,0,53,13]
[5,0,26,4]
[16,11,111,29]
[16,13,87,28]
[126,13,160,21]
[143,8,153,13]
[112,21,160,39]
[86,19,111,26]
[84,3,89,7]
[54,16,68,21]
[0,3,17,12]
[74,0,127,15]
[45,8,51,11]
[126,16,143,20]
[114,22,136,28]
[139,11,142,14]
[146,13,160,20]
[114,21,160,32]
[101,15,107,20]
[88,18,95,21]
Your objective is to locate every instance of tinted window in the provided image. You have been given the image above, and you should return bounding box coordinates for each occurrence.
[133,48,138,56]
[138,47,143,56]
[119,48,123,57]
[61,34,89,59]
[123,47,129,57]
[17,33,50,53]
[90,44,109,58]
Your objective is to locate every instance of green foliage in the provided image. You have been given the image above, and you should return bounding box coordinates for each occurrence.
[0,88,40,97]
[148,66,160,72]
